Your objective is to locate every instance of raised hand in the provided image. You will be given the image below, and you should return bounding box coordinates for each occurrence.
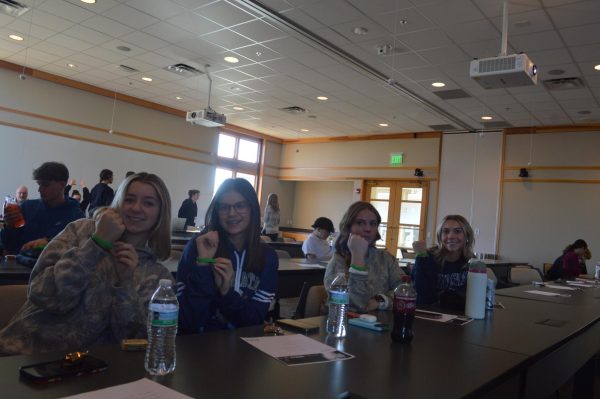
[94,209,125,245]
[412,240,427,254]
[348,233,369,265]
[195,230,219,260]
[212,257,234,296]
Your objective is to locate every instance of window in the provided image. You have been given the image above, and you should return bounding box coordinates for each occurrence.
[213,131,262,195]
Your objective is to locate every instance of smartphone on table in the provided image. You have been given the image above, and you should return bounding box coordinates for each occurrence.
[20,355,108,384]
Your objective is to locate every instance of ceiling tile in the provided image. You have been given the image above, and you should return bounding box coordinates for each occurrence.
[547,1,600,28]
[120,31,169,51]
[103,5,160,30]
[125,0,186,20]
[418,0,486,26]
[232,19,287,43]
[559,23,600,46]
[142,22,192,44]
[82,15,135,37]
[196,1,256,28]
[62,25,113,46]
[201,29,254,50]
[37,0,96,23]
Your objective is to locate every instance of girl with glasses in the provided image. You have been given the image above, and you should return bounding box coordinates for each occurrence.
[177,178,278,333]
[324,202,405,313]
[411,214,475,308]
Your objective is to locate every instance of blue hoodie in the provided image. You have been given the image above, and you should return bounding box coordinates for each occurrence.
[1,198,85,253]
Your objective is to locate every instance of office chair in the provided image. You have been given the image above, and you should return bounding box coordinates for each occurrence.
[275,249,291,259]
[508,265,543,285]
[293,282,327,319]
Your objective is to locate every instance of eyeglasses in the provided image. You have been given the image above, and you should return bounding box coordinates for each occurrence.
[441,227,464,235]
[217,201,250,214]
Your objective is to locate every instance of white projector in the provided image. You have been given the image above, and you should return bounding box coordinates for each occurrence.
[470,53,537,89]
[186,108,226,127]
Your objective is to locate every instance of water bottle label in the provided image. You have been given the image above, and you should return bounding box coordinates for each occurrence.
[150,310,178,327]
[330,290,349,305]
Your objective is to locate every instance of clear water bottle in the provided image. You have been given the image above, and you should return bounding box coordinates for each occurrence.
[326,272,349,337]
[144,279,178,375]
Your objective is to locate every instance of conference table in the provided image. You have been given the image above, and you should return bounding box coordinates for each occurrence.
[2,281,600,398]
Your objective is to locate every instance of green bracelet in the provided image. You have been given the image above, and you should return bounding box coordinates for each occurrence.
[91,234,113,250]
[350,264,367,272]
[416,251,429,257]
[196,257,217,264]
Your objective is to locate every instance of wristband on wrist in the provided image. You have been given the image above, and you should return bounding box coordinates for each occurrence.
[196,257,217,265]
[91,234,113,250]
[416,251,429,257]
[350,264,367,272]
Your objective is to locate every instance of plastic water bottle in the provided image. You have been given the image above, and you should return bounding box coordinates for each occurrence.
[326,272,349,337]
[145,279,178,375]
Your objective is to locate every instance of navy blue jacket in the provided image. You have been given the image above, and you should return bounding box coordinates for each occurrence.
[1,198,85,253]
[176,236,278,334]
[411,252,468,305]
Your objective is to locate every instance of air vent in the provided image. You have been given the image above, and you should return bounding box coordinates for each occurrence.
[428,124,458,131]
[432,89,471,100]
[478,57,516,73]
[482,121,512,129]
[164,63,203,77]
[542,77,584,91]
[0,0,29,17]
[118,65,139,73]
[280,106,307,114]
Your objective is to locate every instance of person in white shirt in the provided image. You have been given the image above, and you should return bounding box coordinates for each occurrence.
[302,217,335,262]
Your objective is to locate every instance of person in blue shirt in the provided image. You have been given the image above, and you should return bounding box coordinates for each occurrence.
[177,178,278,333]
[411,214,475,309]
[1,162,85,254]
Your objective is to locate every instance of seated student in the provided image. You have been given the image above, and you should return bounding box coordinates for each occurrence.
[324,202,404,313]
[302,217,335,261]
[64,179,91,212]
[546,239,589,280]
[411,215,474,308]
[0,173,173,355]
[1,162,85,254]
[177,178,278,333]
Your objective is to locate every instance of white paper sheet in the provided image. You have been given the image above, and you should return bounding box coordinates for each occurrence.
[294,262,325,268]
[241,334,353,366]
[61,378,192,399]
[544,284,578,291]
[566,281,593,288]
[524,290,570,297]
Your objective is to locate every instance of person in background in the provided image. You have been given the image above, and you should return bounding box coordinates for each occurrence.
[64,179,90,212]
[324,202,404,313]
[411,215,474,309]
[302,216,335,262]
[1,162,85,254]
[546,239,589,280]
[178,189,200,229]
[15,186,28,205]
[262,193,280,242]
[88,169,114,217]
[0,173,173,355]
[177,178,278,333]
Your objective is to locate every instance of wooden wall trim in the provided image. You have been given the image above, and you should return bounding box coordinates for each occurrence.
[433,133,443,243]
[281,131,442,144]
[503,178,600,184]
[505,165,600,171]
[505,125,600,135]
[223,124,282,143]
[0,119,214,166]
[0,59,275,142]
[278,165,439,172]
[495,131,507,257]
[278,175,438,182]
[0,105,211,155]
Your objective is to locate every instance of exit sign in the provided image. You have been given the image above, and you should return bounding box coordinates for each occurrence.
[390,152,403,166]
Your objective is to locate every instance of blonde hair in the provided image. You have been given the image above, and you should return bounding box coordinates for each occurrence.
[432,214,474,262]
[111,173,171,260]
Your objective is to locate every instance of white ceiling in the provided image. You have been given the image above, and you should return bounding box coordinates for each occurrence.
[1,0,599,139]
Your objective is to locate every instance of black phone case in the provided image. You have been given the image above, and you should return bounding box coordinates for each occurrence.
[20,355,108,384]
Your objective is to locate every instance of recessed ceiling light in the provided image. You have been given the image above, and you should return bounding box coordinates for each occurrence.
[224,56,239,64]
[233,106,244,111]
[81,0,96,3]
[175,96,183,100]
[353,26,368,35]
[431,82,445,88]
[67,63,76,68]
[379,123,389,127]
[317,96,328,101]
[141,76,153,82]
[595,64,600,71]
[9,34,24,41]
[300,129,309,132]
[481,116,493,120]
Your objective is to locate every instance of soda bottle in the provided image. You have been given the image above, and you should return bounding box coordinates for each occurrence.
[391,275,416,343]
[3,196,25,229]
[145,279,178,375]
[326,272,349,337]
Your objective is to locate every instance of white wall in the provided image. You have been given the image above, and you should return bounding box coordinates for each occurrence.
[437,132,503,254]
[292,180,356,231]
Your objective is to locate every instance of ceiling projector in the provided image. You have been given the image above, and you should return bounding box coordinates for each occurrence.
[470,53,538,89]
[186,108,226,127]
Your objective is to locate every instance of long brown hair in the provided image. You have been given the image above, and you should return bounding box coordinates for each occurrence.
[266,193,279,212]
[205,178,264,273]
[111,172,172,260]
[334,201,382,266]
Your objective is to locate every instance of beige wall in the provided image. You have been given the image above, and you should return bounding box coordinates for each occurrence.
[292,181,357,232]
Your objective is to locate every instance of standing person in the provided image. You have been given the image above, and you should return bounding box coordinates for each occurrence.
[302,216,335,261]
[64,179,90,212]
[15,186,28,205]
[546,239,589,280]
[262,193,280,242]
[1,162,84,254]
[177,178,278,333]
[324,202,404,313]
[88,169,114,217]
[177,189,200,229]
[0,172,173,355]
[411,215,475,309]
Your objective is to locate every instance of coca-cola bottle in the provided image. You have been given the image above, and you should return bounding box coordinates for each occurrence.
[391,275,416,343]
